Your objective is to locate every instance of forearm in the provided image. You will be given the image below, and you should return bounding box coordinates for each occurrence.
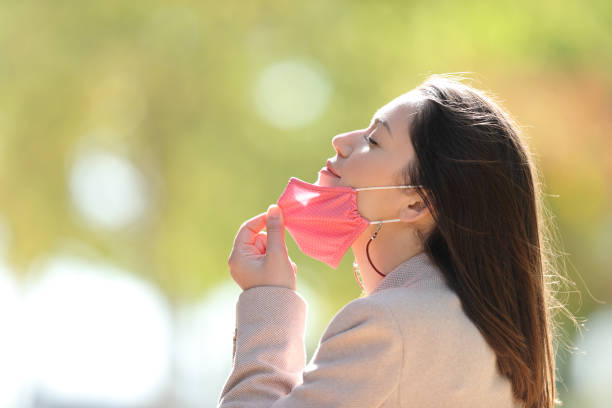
[218,286,308,407]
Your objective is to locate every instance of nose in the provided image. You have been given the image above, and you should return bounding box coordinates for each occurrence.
[332,132,352,158]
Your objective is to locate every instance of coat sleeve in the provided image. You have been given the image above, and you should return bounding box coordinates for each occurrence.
[217,286,403,408]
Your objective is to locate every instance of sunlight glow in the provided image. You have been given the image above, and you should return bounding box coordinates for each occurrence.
[174,281,242,407]
[570,306,612,407]
[0,262,24,408]
[22,256,171,406]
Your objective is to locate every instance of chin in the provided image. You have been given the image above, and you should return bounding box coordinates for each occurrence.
[314,175,326,186]
[316,173,342,187]
[315,178,335,187]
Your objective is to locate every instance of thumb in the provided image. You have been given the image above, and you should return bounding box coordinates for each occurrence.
[265,204,287,255]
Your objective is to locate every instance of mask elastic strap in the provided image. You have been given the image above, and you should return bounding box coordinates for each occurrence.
[356,185,423,224]
[369,219,400,224]
[355,185,422,191]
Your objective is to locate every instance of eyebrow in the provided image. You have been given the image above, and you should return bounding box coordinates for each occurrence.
[373,117,393,139]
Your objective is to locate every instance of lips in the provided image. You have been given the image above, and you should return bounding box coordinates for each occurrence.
[325,160,341,178]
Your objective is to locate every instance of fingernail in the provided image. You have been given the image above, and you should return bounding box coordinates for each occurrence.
[267,204,280,218]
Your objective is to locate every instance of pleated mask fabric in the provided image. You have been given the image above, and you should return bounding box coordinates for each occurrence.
[276,177,421,269]
[276,177,370,269]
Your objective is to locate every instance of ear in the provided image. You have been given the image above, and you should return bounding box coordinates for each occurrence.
[398,195,429,223]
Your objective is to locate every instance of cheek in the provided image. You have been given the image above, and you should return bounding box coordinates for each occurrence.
[355,193,380,222]
[356,190,398,222]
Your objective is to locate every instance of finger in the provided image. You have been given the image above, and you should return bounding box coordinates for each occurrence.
[265,204,287,255]
[234,212,267,247]
[254,232,267,254]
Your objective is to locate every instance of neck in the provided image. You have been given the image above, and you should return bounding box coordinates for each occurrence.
[351,223,424,295]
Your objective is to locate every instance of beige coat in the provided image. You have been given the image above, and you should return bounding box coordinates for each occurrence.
[218,252,524,407]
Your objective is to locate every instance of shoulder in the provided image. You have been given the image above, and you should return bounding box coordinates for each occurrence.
[364,285,499,375]
[373,284,485,341]
[319,290,400,344]
[316,284,486,379]
[320,284,456,343]
[310,284,516,407]
[330,284,487,351]
[371,284,464,325]
[338,283,461,324]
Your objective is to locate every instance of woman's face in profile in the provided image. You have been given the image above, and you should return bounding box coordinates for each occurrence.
[316,91,421,221]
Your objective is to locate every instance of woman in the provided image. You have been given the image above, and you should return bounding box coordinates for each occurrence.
[218,74,567,407]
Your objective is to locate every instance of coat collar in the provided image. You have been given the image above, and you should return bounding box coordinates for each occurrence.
[371,252,447,295]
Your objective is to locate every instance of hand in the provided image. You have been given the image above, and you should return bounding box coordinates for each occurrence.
[227,204,297,291]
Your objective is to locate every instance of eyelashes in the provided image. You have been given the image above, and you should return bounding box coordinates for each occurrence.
[363,132,378,146]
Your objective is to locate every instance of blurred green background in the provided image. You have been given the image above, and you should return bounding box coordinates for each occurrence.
[0,0,610,407]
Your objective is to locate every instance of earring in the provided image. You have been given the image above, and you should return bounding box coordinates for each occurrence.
[366,222,386,277]
[353,261,365,291]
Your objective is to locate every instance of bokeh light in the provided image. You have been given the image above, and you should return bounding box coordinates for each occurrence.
[569,307,612,407]
[0,262,24,408]
[174,278,323,407]
[253,59,332,129]
[21,256,171,407]
[68,146,149,230]
[174,281,241,407]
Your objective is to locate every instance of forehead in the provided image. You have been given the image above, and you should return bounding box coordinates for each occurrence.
[372,92,419,179]
[373,91,420,132]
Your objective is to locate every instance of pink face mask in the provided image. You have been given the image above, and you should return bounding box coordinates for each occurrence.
[276,177,422,270]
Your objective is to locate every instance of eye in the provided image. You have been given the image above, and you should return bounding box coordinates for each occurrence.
[363,131,378,146]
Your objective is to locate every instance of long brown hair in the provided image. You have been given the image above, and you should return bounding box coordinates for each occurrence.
[400,74,577,407]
